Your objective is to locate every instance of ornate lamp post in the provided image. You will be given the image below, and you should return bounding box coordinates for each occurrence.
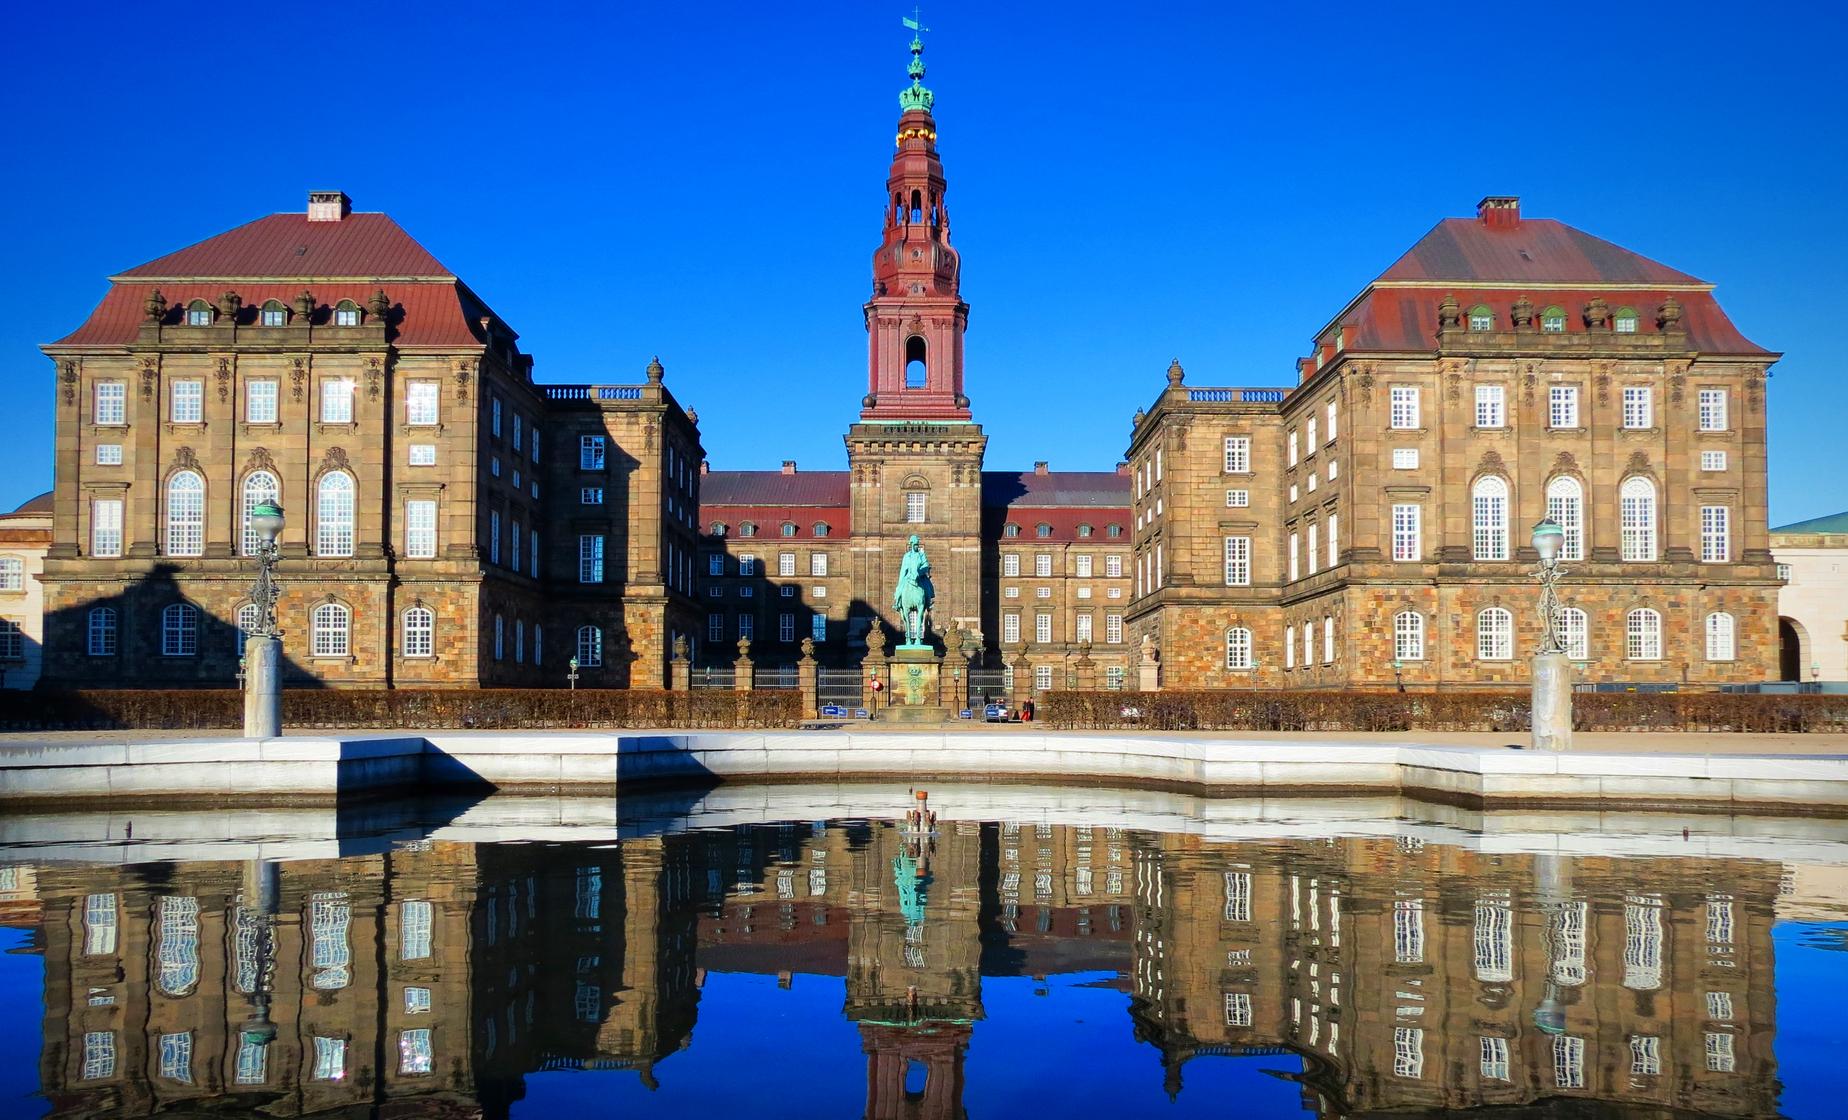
[567,656,580,691]
[1530,518,1571,752]
[1391,658,1405,693]
[243,501,285,738]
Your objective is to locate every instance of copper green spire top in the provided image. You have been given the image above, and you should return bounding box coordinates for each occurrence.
[898,11,934,113]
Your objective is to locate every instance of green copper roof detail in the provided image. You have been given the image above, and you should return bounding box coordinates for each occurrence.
[898,29,934,112]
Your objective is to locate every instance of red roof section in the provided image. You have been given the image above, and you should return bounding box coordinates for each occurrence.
[116,212,452,279]
[50,282,485,348]
[700,471,850,507]
[1378,217,1703,285]
[1340,287,1770,356]
[983,470,1129,509]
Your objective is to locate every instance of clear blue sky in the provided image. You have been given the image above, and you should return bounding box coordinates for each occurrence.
[4,1,1844,524]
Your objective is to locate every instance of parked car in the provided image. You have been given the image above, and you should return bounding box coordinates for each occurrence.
[984,702,1010,722]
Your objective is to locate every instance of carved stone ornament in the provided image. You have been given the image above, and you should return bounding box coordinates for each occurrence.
[1523,363,1538,404]
[646,356,664,385]
[1447,372,1462,403]
[1356,365,1375,399]
[1669,371,1686,405]
[1478,449,1507,476]
[218,290,242,322]
[1584,297,1610,329]
[453,359,473,401]
[686,408,698,425]
[368,288,391,322]
[321,446,352,473]
[293,289,317,321]
[291,358,307,402]
[244,446,279,476]
[1596,368,1611,406]
[1436,293,1461,331]
[1510,296,1534,328]
[644,420,657,451]
[365,356,383,401]
[173,446,201,472]
[1550,451,1581,475]
[799,636,815,660]
[1625,450,1651,477]
[140,358,159,401]
[736,636,752,661]
[865,623,887,657]
[59,361,78,406]
[1166,358,1185,386]
[215,357,232,402]
[672,633,689,660]
[1656,296,1683,331]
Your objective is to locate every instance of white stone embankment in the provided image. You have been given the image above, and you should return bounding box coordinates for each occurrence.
[3,730,1848,815]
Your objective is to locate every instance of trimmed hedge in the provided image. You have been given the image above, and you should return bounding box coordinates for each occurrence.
[1041,690,1848,734]
[0,689,804,732]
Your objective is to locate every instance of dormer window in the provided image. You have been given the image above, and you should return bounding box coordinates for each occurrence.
[1105,524,1123,539]
[185,300,212,326]
[1035,523,1053,539]
[812,522,830,537]
[1468,305,1494,332]
[1541,306,1566,333]
[780,522,797,538]
[333,300,361,327]
[738,521,757,538]
[710,522,727,538]
[1003,523,1021,538]
[261,300,287,327]
[1077,523,1093,538]
[1613,307,1639,334]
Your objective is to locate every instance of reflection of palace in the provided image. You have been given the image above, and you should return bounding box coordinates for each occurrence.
[22,823,1780,1118]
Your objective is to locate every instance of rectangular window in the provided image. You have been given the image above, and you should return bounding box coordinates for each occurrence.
[1623,385,1653,428]
[774,551,793,576]
[1481,1037,1511,1082]
[1394,1027,1424,1079]
[1034,665,1053,691]
[1392,447,1419,470]
[1307,524,1318,575]
[320,378,354,423]
[246,379,278,423]
[400,900,433,959]
[737,614,754,640]
[1701,450,1727,471]
[171,379,203,423]
[1288,532,1299,581]
[1475,384,1505,428]
[579,435,606,470]
[96,444,122,465]
[1223,436,1250,473]
[94,381,126,425]
[1285,625,1294,668]
[1701,505,1730,562]
[580,487,604,505]
[311,1037,346,1081]
[778,612,795,642]
[905,491,927,523]
[1631,1035,1661,1077]
[809,551,829,577]
[409,444,436,466]
[1549,385,1579,429]
[406,381,439,426]
[1288,429,1298,466]
[488,511,501,565]
[1478,610,1513,660]
[1306,416,1317,450]
[1553,1035,1585,1089]
[1224,871,1252,921]
[1218,535,1251,586]
[405,500,437,559]
[1003,613,1020,643]
[1327,513,1338,567]
[1390,386,1419,429]
[512,414,523,451]
[490,397,502,436]
[83,1031,116,1081]
[1326,400,1337,441]
[1002,553,1020,577]
[707,612,724,642]
[1224,991,1252,1027]
[404,987,432,1015]
[578,535,604,583]
[1034,554,1052,577]
[399,1029,433,1075]
[1075,554,1093,577]
[1224,489,1249,508]
[1105,614,1122,643]
[739,554,757,577]
[1035,613,1052,643]
[1699,388,1729,431]
[1105,554,1122,578]
[84,893,117,955]
[1394,899,1425,963]
[92,499,123,557]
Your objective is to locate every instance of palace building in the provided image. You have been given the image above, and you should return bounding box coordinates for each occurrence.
[33,31,1778,694]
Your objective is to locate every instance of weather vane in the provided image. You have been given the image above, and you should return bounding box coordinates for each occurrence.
[903,7,928,34]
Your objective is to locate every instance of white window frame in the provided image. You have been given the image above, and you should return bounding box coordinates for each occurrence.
[311,603,350,657]
[1391,447,1419,470]
[1556,606,1589,661]
[405,499,437,559]
[1394,611,1424,661]
[1627,608,1662,661]
[1475,384,1505,429]
[316,471,355,557]
[165,470,205,556]
[246,378,279,423]
[402,607,435,658]
[1035,612,1052,644]
[1701,449,1727,472]
[1620,477,1657,561]
[1222,536,1250,586]
[1699,388,1729,431]
[904,491,927,523]
[1548,385,1579,429]
[94,381,126,425]
[1706,611,1736,661]
[1472,476,1510,560]
[1622,385,1653,429]
[406,380,439,426]
[170,378,204,423]
[579,435,606,470]
[1546,476,1585,561]
[1477,608,1513,661]
[1225,626,1252,669]
[320,378,355,423]
[92,499,123,557]
[1700,505,1730,563]
[1222,436,1250,473]
[578,535,605,583]
[1389,386,1419,430]
[1105,614,1123,644]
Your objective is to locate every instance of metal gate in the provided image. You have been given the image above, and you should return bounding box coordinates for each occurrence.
[753,665,798,690]
[968,668,1009,709]
[817,668,863,710]
[691,666,736,690]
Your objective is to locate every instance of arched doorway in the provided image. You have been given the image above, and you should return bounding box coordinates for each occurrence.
[1779,616,1808,682]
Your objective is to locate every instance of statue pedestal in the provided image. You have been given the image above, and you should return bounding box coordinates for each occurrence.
[1531,652,1574,752]
[883,645,949,724]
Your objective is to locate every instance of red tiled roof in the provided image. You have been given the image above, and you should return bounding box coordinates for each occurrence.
[700,471,851,507]
[1340,287,1769,356]
[982,471,1130,508]
[115,212,453,279]
[8,491,51,515]
[1378,218,1702,286]
[49,282,485,349]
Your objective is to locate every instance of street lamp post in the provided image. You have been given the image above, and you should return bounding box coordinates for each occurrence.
[243,501,285,738]
[1530,517,1572,752]
[568,657,580,691]
[1392,658,1405,693]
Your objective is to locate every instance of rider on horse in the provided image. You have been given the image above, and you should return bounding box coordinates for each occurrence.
[893,534,935,646]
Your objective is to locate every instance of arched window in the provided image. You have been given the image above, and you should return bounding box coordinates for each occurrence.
[260,300,287,327]
[1471,476,1509,560]
[165,471,205,557]
[333,299,361,327]
[1545,476,1585,561]
[1541,306,1566,333]
[1035,523,1052,539]
[1225,627,1253,669]
[1620,477,1657,561]
[403,607,435,658]
[904,335,927,390]
[240,471,281,557]
[1106,524,1123,539]
[812,522,830,537]
[780,522,797,538]
[1468,305,1494,331]
[738,521,757,538]
[1626,608,1661,660]
[1077,524,1093,538]
[311,602,350,658]
[710,522,728,537]
[316,471,355,557]
[1556,606,1588,660]
[576,625,603,667]
[1705,612,1736,661]
[185,300,212,326]
[1003,523,1021,538]
[161,603,198,657]
[87,606,117,656]
[1394,611,1425,661]
[1477,607,1513,661]
[236,601,260,655]
[1613,306,1639,334]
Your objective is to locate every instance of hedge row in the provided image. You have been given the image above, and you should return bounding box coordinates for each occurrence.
[0,689,805,732]
[1040,690,1848,734]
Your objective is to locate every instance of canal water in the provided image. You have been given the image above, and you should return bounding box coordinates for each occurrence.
[1,792,1845,1117]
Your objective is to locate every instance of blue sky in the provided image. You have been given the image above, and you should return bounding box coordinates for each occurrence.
[4,1,1844,523]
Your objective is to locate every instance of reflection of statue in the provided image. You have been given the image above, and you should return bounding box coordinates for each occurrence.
[893,534,934,646]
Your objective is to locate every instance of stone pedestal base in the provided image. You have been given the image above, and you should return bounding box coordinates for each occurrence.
[1531,652,1573,753]
[244,635,282,739]
[883,704,952,724]
[881,646,949,723]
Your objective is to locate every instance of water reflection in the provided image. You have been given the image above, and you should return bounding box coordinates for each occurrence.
[6,813,1806,1117]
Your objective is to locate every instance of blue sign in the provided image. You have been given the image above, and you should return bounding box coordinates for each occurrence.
[853,708,870,719]
[819,704,846,718]
[959,708,974,719]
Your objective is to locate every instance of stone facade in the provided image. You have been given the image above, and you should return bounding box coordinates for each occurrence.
[1771,510,1848,683]
[0,492,52,689]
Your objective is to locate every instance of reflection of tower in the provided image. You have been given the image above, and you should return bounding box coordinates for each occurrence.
[847,803,984,1120]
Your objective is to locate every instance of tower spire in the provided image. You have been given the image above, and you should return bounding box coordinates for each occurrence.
[899,10,934,114]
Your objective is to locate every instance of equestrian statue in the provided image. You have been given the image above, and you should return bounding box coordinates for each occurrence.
[893,534,935,647]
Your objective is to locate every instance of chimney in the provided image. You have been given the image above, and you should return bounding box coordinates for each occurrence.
[1477,195,1521,229]
[307,190,351,222]
[699,459,709,476]
[1033,461,1049,475]
[1116,462,1129,475]
[781,460,797,475]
